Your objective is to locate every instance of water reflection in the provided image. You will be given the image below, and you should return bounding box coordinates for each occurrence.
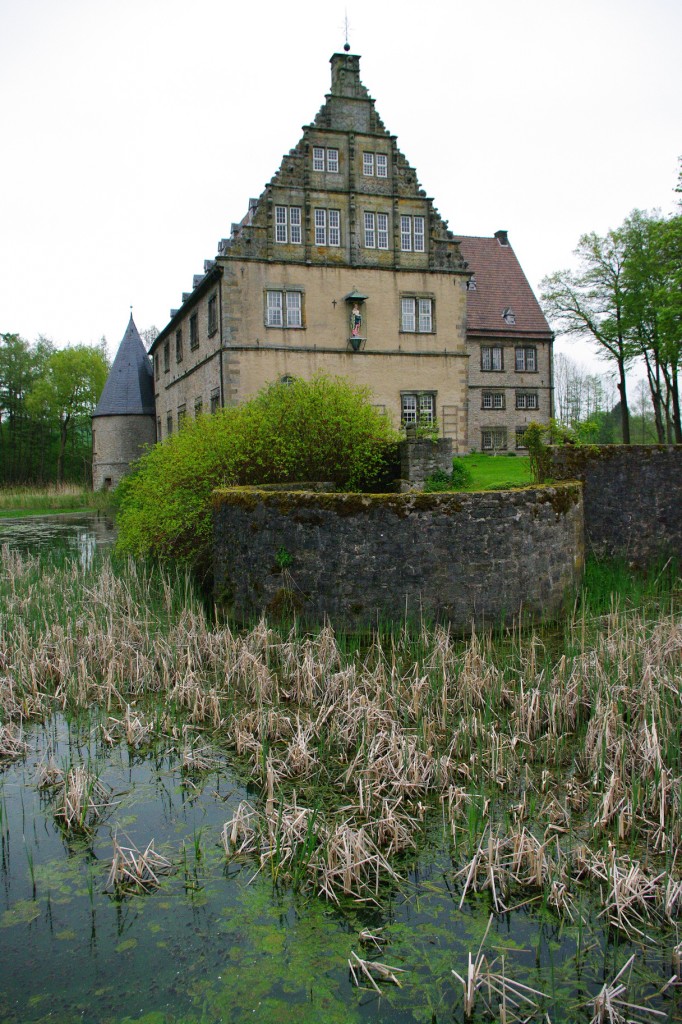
[0,512,116,565]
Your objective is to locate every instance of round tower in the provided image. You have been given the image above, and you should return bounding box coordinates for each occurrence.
[92,314,157,489]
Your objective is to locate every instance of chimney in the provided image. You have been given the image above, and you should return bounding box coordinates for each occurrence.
[494,229,509,247]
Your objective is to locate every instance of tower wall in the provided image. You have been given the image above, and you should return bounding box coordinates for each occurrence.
[92,415,156,490]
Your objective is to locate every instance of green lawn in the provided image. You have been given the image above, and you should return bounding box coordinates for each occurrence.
[457,452,532,490]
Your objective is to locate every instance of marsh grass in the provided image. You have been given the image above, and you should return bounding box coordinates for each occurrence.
[0,545,680,921]
[0,484,109,518]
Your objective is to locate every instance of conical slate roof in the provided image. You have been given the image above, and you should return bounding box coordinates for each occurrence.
[93,315,155,417]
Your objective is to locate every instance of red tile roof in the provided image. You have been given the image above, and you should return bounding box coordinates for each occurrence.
[456,234,553,340]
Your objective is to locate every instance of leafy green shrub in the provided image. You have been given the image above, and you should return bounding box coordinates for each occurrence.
[115,375,399,571]
[450,458,473,488]
[423,469,452,493]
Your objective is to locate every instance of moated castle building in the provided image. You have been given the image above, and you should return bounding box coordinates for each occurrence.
[93,52,553,490]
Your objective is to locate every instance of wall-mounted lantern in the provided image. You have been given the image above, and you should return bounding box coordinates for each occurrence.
[344,288,368,352]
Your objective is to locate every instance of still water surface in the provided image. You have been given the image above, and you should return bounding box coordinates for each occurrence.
[0,523,679,1023]
[0,513,116,563]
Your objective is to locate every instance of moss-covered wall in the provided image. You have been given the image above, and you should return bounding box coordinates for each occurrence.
[548,445,682,565]
[213,483,584,629]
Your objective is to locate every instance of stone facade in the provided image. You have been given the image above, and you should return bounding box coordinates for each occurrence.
[92,414,156,490]
[147,53,551,454]
[213,484,584,630]
[547,445,682,565]
[400,437,453,489]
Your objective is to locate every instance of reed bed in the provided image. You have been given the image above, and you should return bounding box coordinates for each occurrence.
[1,545,680,918]
[106,834,174,895]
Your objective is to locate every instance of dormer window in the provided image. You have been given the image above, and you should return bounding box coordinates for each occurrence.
[467,277,477,291]
[502,307,516,325]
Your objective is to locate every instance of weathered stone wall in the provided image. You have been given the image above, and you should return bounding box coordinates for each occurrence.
[400,438,453,488]
[92,415,156,490]
[547,445,682,564]
[213,484,584,630]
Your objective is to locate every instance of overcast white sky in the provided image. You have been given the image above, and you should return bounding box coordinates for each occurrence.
[1,0,679,375]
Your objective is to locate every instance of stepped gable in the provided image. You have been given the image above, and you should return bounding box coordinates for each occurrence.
[93,314,155,417]
[221,52,465,273]
[456,233,553,339]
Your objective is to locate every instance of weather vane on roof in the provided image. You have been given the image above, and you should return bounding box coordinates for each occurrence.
[343,11,351,51]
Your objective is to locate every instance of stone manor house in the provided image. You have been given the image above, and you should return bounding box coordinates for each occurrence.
[93,51,553,490]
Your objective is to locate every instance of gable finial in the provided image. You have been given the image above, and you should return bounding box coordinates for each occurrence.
[343,10,350,51]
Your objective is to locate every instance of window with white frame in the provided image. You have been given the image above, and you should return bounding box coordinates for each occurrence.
[515,346,537,372]
[274,205,302,244]
[482,427,507,451]
[362,151,388,177]
[313,146,339,172]
[482,391,505,410]
[313,208,340,246]
[400,215,426,252]
[364,212,375,248]
[401,297,433,333]
[401,392,435,426]
[376,154,388,177]
[481,345,503,371]
[265,289,303,328]
[363,152,374,176]
[377,212,389,249]
[515,391,539,410]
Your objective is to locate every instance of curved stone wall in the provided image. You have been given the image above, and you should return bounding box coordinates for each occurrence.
[92,415,156,490]
[213,484,584,629]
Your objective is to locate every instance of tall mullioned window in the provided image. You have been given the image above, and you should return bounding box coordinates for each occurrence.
[274,205,302,244]
[313,209,341,247]
[400,215,425,252]
[402,392,435,425]
[515,347,537,372]
[481,345,503,371]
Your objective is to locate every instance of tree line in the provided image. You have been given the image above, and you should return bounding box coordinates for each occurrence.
[0,334,109,485]
[541,170,682,444]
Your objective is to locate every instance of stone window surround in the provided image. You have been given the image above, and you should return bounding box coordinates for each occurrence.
[313,208,341,247]
[515,391,539,410]
[264,287,305,329]
[481,427,507,451]
[400,214,425,252]
[400,294,435,334]
[175,327,183,364]
[515,346,537,372]
[481,345,503,371]
[208,293,218,337]
[274,205,302,245]
[363,211,389,249]
[163,340,170,373]
[401,390,436,426]
[482,391,505,410]
[312,146,339,173]
[362,150,388,177]
[189,312,199,351]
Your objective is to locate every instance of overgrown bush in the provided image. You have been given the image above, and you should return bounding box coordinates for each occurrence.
[423,457,473,493]
[115,375,399,571]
